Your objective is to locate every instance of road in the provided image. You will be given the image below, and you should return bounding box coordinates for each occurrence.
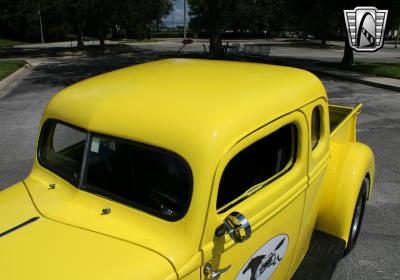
[0,51,399,279]
[323,78,400,280]
[125,39,400,63]
[12,38,400,63]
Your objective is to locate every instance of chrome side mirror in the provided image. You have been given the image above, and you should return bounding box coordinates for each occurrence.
[222,211,252,243]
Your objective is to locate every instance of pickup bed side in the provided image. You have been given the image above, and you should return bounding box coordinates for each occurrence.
[316,104,375,243]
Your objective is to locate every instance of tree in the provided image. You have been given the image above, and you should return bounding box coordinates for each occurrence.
[110,0,173,40]
[0,0,173,46]
[86,0,114,47]
[188,0,232,56]
[64,0,90,47]
[0,0,40,41]
[189,0,289,56]
[341,40,354,65]
[207,0,223,56]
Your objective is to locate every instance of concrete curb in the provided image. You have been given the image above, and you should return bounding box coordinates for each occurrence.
[312,70,400,93]
[0,63,31,100]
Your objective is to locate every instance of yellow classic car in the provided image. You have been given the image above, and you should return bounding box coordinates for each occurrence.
[0,59,374,280]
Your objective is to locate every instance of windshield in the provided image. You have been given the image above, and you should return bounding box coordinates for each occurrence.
[38,120,192,221]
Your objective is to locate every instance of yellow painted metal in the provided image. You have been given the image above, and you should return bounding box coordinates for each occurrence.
[0,183,177,280]
[329,104,362,142]
[41,59,327,167]
[316,104,375,244]
[24,166,201,279]
[28,59,326,278]
[0,59,375,279]
[288,99,330,277]
[200,112,309,280]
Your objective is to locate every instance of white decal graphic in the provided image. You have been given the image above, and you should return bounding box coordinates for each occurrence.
[235,234,288,280]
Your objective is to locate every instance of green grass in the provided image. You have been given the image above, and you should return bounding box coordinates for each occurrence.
[0,39,28,47]
[0,60,26,81]
[351,63,400,79]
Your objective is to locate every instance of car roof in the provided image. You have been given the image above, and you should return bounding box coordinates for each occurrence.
[43,58,327,163]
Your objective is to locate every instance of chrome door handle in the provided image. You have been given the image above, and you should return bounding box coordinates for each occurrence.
[204,263,231,280]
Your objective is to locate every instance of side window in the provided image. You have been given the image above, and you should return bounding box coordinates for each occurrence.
[53,123,87,152]
[217,124,296,211]
[311,106,321,150]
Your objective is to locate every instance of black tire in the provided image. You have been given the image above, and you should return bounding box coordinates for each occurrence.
[343,177,369,256]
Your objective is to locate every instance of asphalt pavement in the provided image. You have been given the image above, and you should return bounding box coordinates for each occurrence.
[324,78,400,280]
[0,46,399,279]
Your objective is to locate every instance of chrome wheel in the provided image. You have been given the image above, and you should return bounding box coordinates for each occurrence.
[351,193,363,240]
[344,177,368,256]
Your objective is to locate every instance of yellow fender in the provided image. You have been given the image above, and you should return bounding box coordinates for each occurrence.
[316,142,375,244]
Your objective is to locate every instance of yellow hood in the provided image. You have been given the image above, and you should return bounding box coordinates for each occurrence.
[0,183,176,280]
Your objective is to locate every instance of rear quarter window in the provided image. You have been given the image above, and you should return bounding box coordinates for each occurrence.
[311,106,321,150]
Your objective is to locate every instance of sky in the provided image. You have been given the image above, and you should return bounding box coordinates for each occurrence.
[163,0,190,27]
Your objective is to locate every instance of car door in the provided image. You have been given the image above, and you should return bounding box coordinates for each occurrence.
[288,99,330,275]
[200,111,308,280]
